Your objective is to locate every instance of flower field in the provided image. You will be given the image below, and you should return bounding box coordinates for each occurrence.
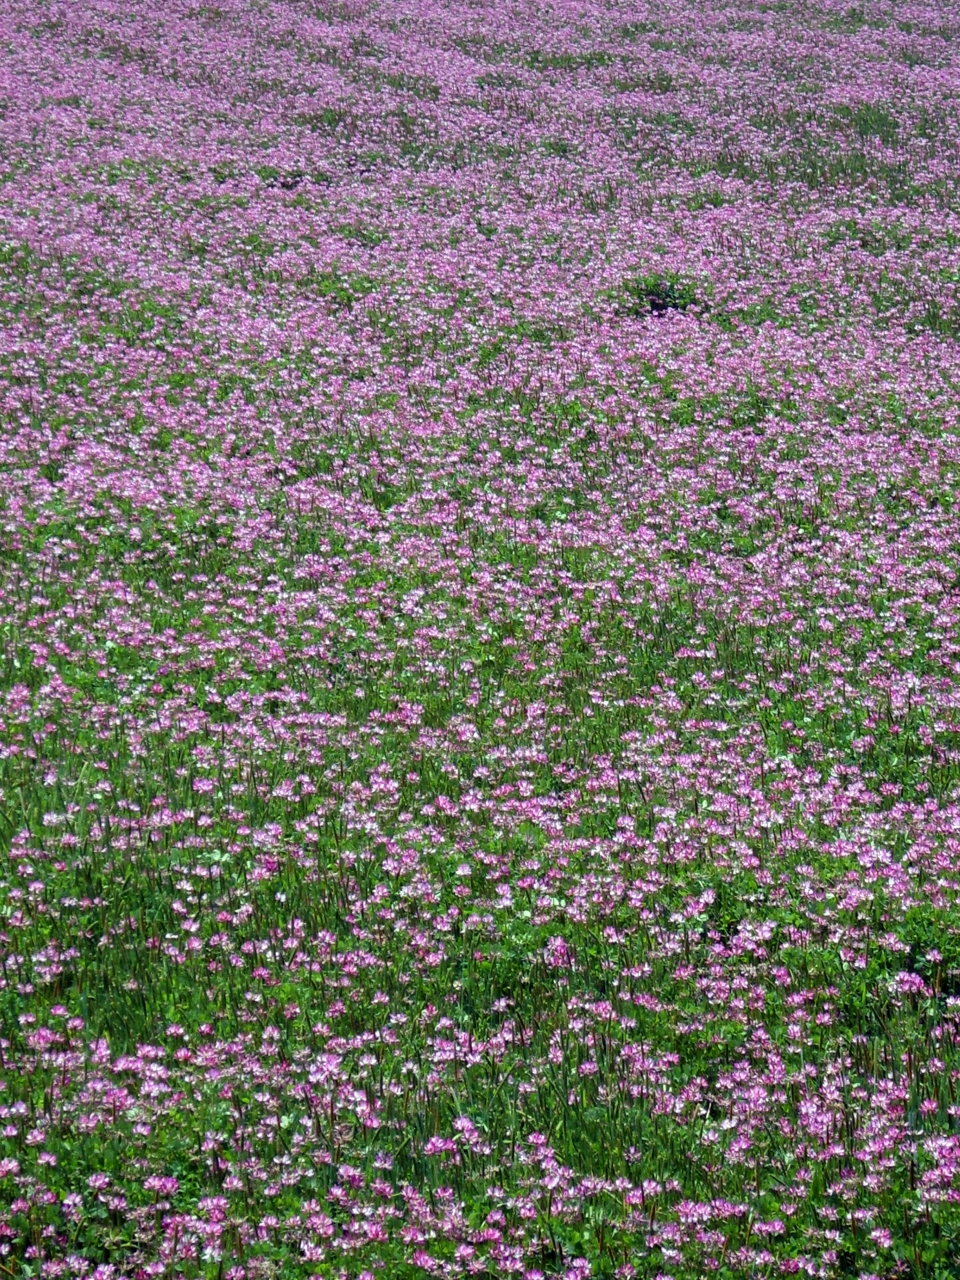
[3,0,960,1274]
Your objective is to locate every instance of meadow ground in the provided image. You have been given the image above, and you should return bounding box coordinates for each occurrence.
[3,0,960,1275]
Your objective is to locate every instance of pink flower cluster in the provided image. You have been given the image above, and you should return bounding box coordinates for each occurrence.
[1,0,960,1274]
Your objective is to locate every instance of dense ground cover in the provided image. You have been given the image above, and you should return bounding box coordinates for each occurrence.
[3,0,960,1275]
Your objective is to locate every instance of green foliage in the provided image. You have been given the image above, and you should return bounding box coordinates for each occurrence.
[614,272,700,318]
